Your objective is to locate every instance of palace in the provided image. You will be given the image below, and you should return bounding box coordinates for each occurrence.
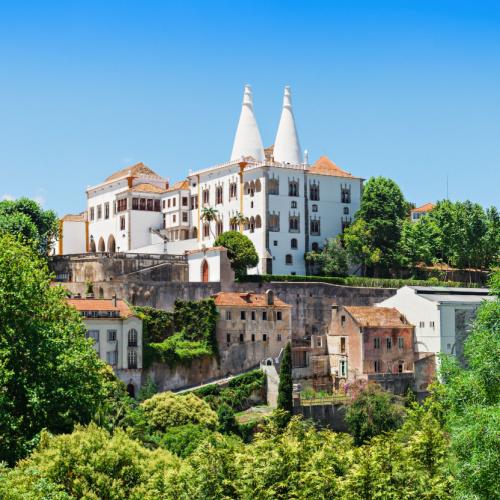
[58,85,363,275]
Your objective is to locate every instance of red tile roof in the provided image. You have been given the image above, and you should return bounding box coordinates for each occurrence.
[129,183,167,194]
[213,292,291,308]
[105,162,163,182]
[166,180,190,192]
[344,306,411,328]
[66,298,135,318]
[61,213,85,222]
[411,203,435,213]
[308,156,354,178]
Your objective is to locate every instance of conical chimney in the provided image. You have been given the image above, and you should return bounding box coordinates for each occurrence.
[273,86,302,165]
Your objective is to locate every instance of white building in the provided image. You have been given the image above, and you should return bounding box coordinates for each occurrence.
[58,85,363,275]
[378,286,491,360]
[67,297,143,396]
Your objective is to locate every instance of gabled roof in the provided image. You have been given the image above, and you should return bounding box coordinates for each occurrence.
[411,202,435,213]
[344,306,411,328]
[129,183,167,194]
[308,156,354,178]
[166,180,190,192]
[66,298,135,318]
[213,292,291,308]
[105,162,163,182]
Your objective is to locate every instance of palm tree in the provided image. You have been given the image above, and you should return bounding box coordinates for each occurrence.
[229,211,248,232]
[201,207,218,239]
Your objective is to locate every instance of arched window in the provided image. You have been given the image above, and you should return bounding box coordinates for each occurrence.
[216,185,223,204]
[98,237,105,252]
[249,181,255,197]
[291,238,298,249]
[216,220,223,236]
[255,215,262,228]
[229,182,237,199]
[311,242,319,252]
[288,180,299,197]
[192,226,198,239]
[201,259,209,282]
[128,329,138,347]
[285,254,293,265]
[89,238,96,253]
[203,223,210,238]
[249,216,255,233]
[107,234,116,253]
[244,182,250,195]
[268,178,279,195]
[255,179,262,192]
[310,182,320,201]
[269,213,279,232]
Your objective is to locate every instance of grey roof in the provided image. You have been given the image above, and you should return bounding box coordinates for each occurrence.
[417,293,492,304]
[409,286,489,295]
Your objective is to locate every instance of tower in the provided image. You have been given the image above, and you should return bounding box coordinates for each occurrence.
[230,85,265,162]
[273,86,302,165]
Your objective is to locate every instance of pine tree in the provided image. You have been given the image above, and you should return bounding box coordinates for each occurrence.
[277,343,293,413]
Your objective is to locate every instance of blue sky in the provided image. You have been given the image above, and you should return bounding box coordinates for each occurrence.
[0,0,498,214]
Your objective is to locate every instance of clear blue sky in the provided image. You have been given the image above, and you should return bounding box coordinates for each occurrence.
[0,0,498,215]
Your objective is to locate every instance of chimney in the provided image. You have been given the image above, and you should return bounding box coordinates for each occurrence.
[165,180,170,190]
[112,294,117,307]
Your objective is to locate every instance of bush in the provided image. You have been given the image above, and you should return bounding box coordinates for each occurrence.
[141,392,218,431]
[214,231,259,278]
[160,423,215,458]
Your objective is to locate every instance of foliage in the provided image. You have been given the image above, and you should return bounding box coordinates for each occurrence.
[0,424,180,500]
[439,270,500,499]
[201,207,219,238]
[160,423,215,458]
[277,343,293,415]
[345,382,406,445]
[217,403,239,434]
[238,272,473,288]
[141,391,218,432]
[214,230,259,278]
[137,376,158,402]
[305,236,349,276]
[135,306,174,343]
[345,176,407,276]
[0,197,58,255]
[0,234,109,464]
[148,333,213,366]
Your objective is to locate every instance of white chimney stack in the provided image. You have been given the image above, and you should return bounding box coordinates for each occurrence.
[273,86,302,165]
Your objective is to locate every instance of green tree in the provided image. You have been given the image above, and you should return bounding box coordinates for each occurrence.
[0,197,58,255]
[305,236,349,276]
[229,211,249,231]
[214,230,259,278]
[201,206,219,238]
[440,271,500,499]
[345,382,406,445]
[343,218,382,275]
[0,234,108,464]
[217,403,238,434]
[348,176,407,276]
[277,343,293,415]
[160,423,215,458]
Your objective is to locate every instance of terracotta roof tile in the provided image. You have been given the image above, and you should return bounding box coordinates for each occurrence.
[213,292,291,308]
[411,202,435,213]
[61,213,85,222]
[308,156,354,178]
[344,306,411,328]
[166,180,190,192]
[66,298,135,318]
[186,246,227,255]
[105,162,163,182]
[129,183,167,194]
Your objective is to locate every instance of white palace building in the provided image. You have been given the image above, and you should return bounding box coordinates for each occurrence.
[57,85,363,276]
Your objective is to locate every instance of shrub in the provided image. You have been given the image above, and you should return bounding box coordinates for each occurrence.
[160,423,215,458]
[141,392,218,431]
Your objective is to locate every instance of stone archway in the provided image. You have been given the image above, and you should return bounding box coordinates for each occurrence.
[107,234,116,253]
[126,383,135,398]
[201,259,209,282]
[98,237,105,252]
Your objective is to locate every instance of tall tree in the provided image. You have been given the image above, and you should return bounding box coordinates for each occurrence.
[277,343,293,414]
[0,234,108,464]
[305,236,349,276]
[214,231,259,278]
[345,177,407,276]
[0,197,58,255]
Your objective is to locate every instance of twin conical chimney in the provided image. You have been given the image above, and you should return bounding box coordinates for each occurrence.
[230,85,302,165]
[230,85,265,162]
[273,86,302,164]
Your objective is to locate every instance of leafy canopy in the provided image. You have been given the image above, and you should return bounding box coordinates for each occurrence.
[0,234,109,464]
[214,230,259,278]
[305,236,349,276]
[277,343,293,415]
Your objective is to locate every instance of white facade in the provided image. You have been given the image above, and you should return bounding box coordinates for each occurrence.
[378,286,491,357]
[59,86,363,276]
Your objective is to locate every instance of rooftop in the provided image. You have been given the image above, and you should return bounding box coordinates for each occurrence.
[129,183,167,194]
[307,156,354,178]
[344,306,411,328]
[61,213,85,222]
[66,298,135,318]
[213,292,291,308]
[166,180,190,192]
[411,202,435,213]
[105,162,163,183]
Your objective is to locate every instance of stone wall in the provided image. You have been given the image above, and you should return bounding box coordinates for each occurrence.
[293,402,348,432]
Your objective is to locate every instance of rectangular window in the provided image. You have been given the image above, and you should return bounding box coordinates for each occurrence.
[97,205,102,219]
[251,311,256,320]
[127,348,137,369]
[139,198,146,210]
[225,310,232,320]
[316,337,322,347]
[107,329,117,342]
[86,330,99,342]
[120,216,126,231]
[288,180,299,197]
[430,321,435,328]
[162,200,165,209]
[154,199,161,212]
[147,199,153,211]
[310,219,321,236]
[419,321,425,328]
[239,333,244,343]
[90,207,95,221]
[173,198,176,207]
[182,196,188,206]
[341,185,351,203]
[339,360,347,377]
[277,311,282,321]
[398,337,404,349]
[104,202,110,219]
[251,333,255,342]
[310,183,320,201]
[277,334,282,341]
[386,338,392,350]
[340,337,346,353]
[341,315,346,326]
[132,198,139,210]
[203,189,209,204]
[226,334,231,344]
[273,240,278,246]
[291,201,297,209]
[173,214,176,224]
[262,311,267,321]
[240,311,246,320]
[374,360,381,373]
[374,338,380,349]
[168,199,171,208]
[117,199,128,212]
[343,207,349,215]
[312,204,318,212]
[289,216,299,232]
[106,351,117,365]
[263,334,267,342]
